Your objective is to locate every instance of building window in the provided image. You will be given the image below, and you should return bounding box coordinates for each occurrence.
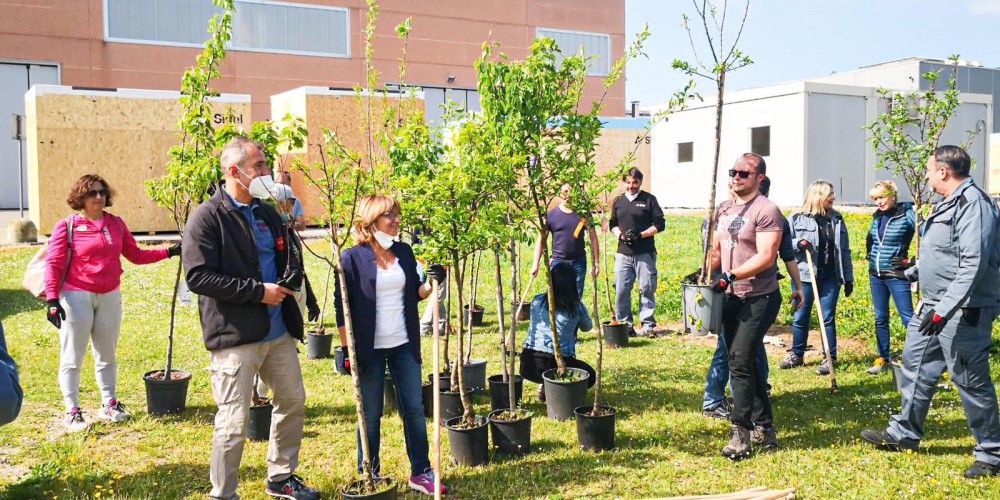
[105,0,350,58]
[677,142,693,163]
[536,28,611,76]
[750,126,770,157]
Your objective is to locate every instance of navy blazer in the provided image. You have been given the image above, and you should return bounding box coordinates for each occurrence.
[334,242,424,371]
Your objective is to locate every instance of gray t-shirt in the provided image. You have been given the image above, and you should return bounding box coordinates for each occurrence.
[715,195,783,299]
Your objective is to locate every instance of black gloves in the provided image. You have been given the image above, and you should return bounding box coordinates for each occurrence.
[796,239,811,253]
[844,282,854,298]
[426,264,447,285]
[307,301,320,322]
[624,229,642,243]
[711,272,735,293]
[891,256,914,270]
[918,309,946,336]
[167,243,182,258]
[337,350,351,373]
[47,299,66,329]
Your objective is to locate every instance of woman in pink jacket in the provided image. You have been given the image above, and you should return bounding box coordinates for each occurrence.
[45,174,179,432]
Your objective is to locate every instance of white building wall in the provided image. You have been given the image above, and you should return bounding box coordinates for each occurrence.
[650,84,806,208]
[804,91,870,204]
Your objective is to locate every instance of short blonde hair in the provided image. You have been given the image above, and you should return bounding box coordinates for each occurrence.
[798,180,834,217]
[869,180,898,200]
[354,195,401,246]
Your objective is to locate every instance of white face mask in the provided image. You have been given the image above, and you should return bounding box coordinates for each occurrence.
[237,167,276,200]
[624,191,639,202]
[373,230,396,250]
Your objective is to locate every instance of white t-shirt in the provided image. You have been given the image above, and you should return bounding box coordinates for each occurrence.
[373,260,409,349]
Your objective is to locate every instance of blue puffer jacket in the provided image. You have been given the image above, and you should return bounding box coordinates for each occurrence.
[789,211,854,284]
[865,202,916,278]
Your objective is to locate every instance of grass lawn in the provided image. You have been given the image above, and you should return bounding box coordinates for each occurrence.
[2,214,999,499]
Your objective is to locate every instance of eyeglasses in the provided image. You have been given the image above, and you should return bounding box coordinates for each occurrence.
[86,188,110,198]
[381,212,401,221]
[728,169,755,179]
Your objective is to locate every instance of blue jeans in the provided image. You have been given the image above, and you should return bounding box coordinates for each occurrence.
[792,268,841,359]
[869,274,914,360]
[703,333,770,410]
[552,255,587,299]
[357,344,430,476]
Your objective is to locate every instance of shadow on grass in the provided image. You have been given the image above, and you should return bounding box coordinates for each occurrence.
[0,461,239,499]
[0,288,44,321]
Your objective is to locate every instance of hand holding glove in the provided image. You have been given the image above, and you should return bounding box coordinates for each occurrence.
[918,309,946,336]
[167,243,182,258]
[307,301,320,322]
[891,256,915,271]
[46,299,66,329]
[711,272,735,294]
[426,264,447,285]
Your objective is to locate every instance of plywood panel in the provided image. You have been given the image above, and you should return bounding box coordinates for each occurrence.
[26,86,250,234]
[595,127,651,207]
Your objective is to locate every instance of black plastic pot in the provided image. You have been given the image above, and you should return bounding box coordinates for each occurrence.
[446,415,489,467]
[383,375,398,415]
[460,359,488,396]
[340,478,398,500]
[438,391,465,424]
[511,301,531,321]
[334,346,349,374]
[306,332,333,359]
[575,405,617,451]
[487,374,523,411]
[542,368,590,421]
[428,372,452,393]
[464,304,485,326]
[488,409,532,455]
[247,403,272,441]
[602,322,630,348]
[421,382,434,419]
[143,369,192,416]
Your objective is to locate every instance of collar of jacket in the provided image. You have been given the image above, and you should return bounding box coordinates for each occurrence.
[873,201,910,219]
[355,241,405,290]
[930,178,976,215]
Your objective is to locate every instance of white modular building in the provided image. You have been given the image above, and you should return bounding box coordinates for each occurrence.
[648,58,996,208]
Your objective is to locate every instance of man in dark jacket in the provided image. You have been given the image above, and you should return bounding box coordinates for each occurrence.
[0,319,23,427]
[609,168,665,337]
[184,136,319,500]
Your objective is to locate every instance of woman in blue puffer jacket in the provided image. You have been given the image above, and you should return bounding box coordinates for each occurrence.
[864,180,915,375]
[781,180,854,376]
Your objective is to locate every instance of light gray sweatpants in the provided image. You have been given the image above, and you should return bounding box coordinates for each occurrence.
[59,289,123,411]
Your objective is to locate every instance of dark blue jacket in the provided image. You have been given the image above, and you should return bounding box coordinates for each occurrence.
[0,320,23,426]
[865,202,916,278]
[335,242,424,372]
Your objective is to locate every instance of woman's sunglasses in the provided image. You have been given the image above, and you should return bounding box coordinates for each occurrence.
[87,188,110,198]
[728,169,754,179]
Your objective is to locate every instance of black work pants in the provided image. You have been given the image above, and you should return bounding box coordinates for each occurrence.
[722,290,781,429]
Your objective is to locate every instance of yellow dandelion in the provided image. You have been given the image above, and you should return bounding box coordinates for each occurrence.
[905,449,914,455]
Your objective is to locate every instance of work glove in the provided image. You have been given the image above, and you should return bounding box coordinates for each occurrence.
[711,272,735,294]
[47,299,66,329]
[844,282,854,298]
[681,268,703,285]
[426,264,447,285]
[625,229,642,242]
[167,243,182,258]
[337,350,351,373]
[891,256,914,271]
[796,239,812,253]
[917,309,946,336]
[307,301,320,322]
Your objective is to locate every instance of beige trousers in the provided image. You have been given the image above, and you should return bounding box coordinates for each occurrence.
[208,333,306,500]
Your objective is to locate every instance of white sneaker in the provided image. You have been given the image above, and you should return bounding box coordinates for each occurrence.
[97,399,130,423]
[64,407,90,433]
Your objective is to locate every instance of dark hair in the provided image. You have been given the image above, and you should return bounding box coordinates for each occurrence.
[67,174,114,210]
[932,145,971,179]
[541,263,581,315]
[622,167,643,183]
[741,153,767,175]
[759,176,771,197]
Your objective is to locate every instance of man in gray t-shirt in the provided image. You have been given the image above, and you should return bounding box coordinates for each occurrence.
[709,153,784,461]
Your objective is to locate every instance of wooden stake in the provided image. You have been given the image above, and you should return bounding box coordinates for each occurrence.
[431,278,442,500]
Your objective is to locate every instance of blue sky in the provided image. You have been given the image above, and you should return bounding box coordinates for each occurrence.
[625,0,1000,106]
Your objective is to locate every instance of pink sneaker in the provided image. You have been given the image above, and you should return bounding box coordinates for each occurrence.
[409,470,448,495]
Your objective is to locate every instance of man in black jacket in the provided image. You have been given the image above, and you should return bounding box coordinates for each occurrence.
[609,168,666,337]
[184,136,319,500]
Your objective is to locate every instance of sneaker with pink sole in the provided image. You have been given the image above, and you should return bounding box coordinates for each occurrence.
[409,470,448,495]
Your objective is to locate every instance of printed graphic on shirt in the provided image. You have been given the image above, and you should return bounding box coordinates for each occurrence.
[718,214,746,250]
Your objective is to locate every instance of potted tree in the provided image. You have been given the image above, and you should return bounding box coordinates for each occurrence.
[673,0,753,334]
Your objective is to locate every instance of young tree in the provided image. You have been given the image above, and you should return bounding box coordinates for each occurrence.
[672,0,753,282]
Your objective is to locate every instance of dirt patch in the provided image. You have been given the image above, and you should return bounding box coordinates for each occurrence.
[0,446,30,484]
[661,321,870,361]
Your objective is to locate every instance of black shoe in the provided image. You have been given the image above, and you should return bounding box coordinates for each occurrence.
[964,461,1000,479]
[751,425,779,450]
[703,399,732,420]
[817,358,837,376]
[721,424,752,460]
[266,474,321,500]
[860,429,916,452]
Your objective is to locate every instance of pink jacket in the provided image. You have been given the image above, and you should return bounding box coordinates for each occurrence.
[45,213,168,300]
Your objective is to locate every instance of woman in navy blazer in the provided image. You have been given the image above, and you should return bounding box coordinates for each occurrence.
[335,195,448,495]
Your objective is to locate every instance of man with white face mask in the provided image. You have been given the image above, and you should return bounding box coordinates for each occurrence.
[609,168,665,337]
[183,136,318,500]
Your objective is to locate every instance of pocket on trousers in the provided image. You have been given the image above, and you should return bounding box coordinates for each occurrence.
[961,307,981,327]
[209,364,241,405]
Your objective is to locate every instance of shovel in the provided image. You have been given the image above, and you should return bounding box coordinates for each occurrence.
[796,239,839,394]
